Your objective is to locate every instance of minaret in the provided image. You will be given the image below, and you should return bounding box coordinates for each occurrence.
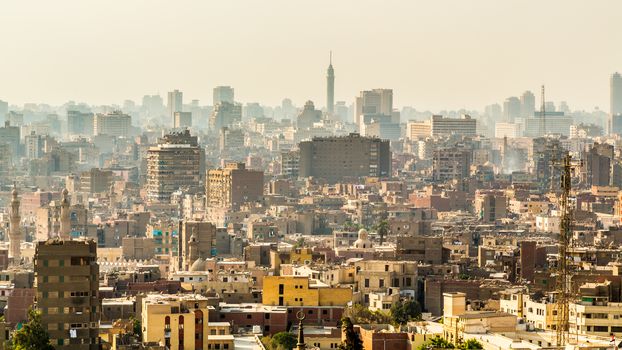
[296,311,306,350]
[59,188,70,239]
[326,51,335,116]
[8,183,22,264]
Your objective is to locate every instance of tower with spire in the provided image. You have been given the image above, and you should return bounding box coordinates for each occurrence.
[8,183,22,265]
[326,51,335,116]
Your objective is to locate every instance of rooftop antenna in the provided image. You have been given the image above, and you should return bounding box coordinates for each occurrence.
[329,51,332,65]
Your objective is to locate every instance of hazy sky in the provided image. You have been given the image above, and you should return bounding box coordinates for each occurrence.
[1,1,621,112]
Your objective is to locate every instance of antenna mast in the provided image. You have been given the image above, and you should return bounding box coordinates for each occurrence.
[555,153,574,346]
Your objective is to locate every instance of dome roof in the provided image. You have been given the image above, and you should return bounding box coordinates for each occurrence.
[353,228,372,249]
[189,258,206,272]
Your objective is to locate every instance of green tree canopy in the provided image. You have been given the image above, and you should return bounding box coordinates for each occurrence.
[390,299,422,326]
[459,339,483,349]
[269,331,297,350]
[416,336,455,349]
[9,309,54,350]
[338,317,363,350]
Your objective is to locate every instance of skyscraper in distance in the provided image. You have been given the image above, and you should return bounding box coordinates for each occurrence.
[213,86,235,105]
[520,91,535,117]
[326,51,335,115]
[167,89,183,123]
[609,72,622,133]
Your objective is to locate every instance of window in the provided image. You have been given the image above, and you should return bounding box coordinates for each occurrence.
[364,279,369,288]
[379,279,384,288]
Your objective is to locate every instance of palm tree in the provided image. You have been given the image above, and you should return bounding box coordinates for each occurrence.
[374,220,389,245]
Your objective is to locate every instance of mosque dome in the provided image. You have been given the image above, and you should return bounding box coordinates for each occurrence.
[353,228,372,249]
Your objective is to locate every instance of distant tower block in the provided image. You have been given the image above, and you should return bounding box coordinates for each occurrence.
[59,188,71,239]
[8,183,22,264]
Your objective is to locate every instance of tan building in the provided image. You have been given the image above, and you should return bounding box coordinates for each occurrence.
[353,260,418,305]
[406,121,431,139]
[442,292,516,345]
[78,168,113,194]
[430,114,477,137]
[474,190,507,222]
[262,275,352,307]
[34,239,101,349]
[147,130,204,202]
[173,111,192,128]
[93,111,131,137]
[141,294,233,350]
[298,133,391,183]
[206,162,263,210]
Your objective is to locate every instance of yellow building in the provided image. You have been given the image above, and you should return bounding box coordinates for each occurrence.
[141,294,233,350]
[570,296,622,337]
[262,276,352,307]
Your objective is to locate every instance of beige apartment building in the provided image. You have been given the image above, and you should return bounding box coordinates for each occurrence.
[206,162,264,210]
[353,260,418,305]
[93,111,131,137]
[141,294,234,350]
[146,130,204,203]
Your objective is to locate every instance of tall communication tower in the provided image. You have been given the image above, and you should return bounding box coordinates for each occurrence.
[555,153,574,346]
[540,85,546,136]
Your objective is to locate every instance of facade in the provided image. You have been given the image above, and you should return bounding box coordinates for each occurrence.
[503,97,520,122]
[520,91,536,118]
[213,86,235,105]
[209,102,242,131]
[298,133,391,183]
[141,294,233,350]
[146,130,204,202]
[297,101,322,129]
[355,89,393,126]
[430,115,477,137]
[219,127,245,151]
[495,122,521,138]
[93,111,131,137]
[167,89,183,120]
[406,121,431,139]
[474,190,507,222]
[34,239,101,349]
[206,162,264,210]
[67,111,94,136]
[432,148,472,182]
[173,111,192,128]
[262,276,352,307]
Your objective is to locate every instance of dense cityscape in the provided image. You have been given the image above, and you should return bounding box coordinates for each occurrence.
[3,2,622,350]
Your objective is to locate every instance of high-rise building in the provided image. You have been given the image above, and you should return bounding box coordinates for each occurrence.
[67,110,94,136]
[219,127,245,151]
[430,115,477,137]
[520,91,536,117]
[0,121,20,161]
[209,102,242,130]
[8,184,21,265]
[297,101,322,129]
[213,86,235,105]
[34,239,101,349]
[530,137,565,191]
[355,89,393,126]
[298,133,391,183]
[0,100,7,122]
[503,97,521,122]
[167,89,183,120]
[146,130,204,202]
[611,72,622,117]
[585,143,613,187]
[432,148,472,182]
[173,111,192,128]
[206,162,264,210]
[93,111,131,137]
[609,72,622,133]
[326,52,335,115]
[25,131,45,160]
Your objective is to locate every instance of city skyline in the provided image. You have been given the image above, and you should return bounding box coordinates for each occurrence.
[2,0,622,111]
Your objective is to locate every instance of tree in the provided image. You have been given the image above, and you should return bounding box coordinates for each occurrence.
[374,220,389,245]
[9,309,54,350]
[129,316,141,340]
[269,331,297,350]
[459,339,483,349]
[338,317,363,350]
[390,299,422,326]
[343,304,391,324]
[416,336,455,349]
